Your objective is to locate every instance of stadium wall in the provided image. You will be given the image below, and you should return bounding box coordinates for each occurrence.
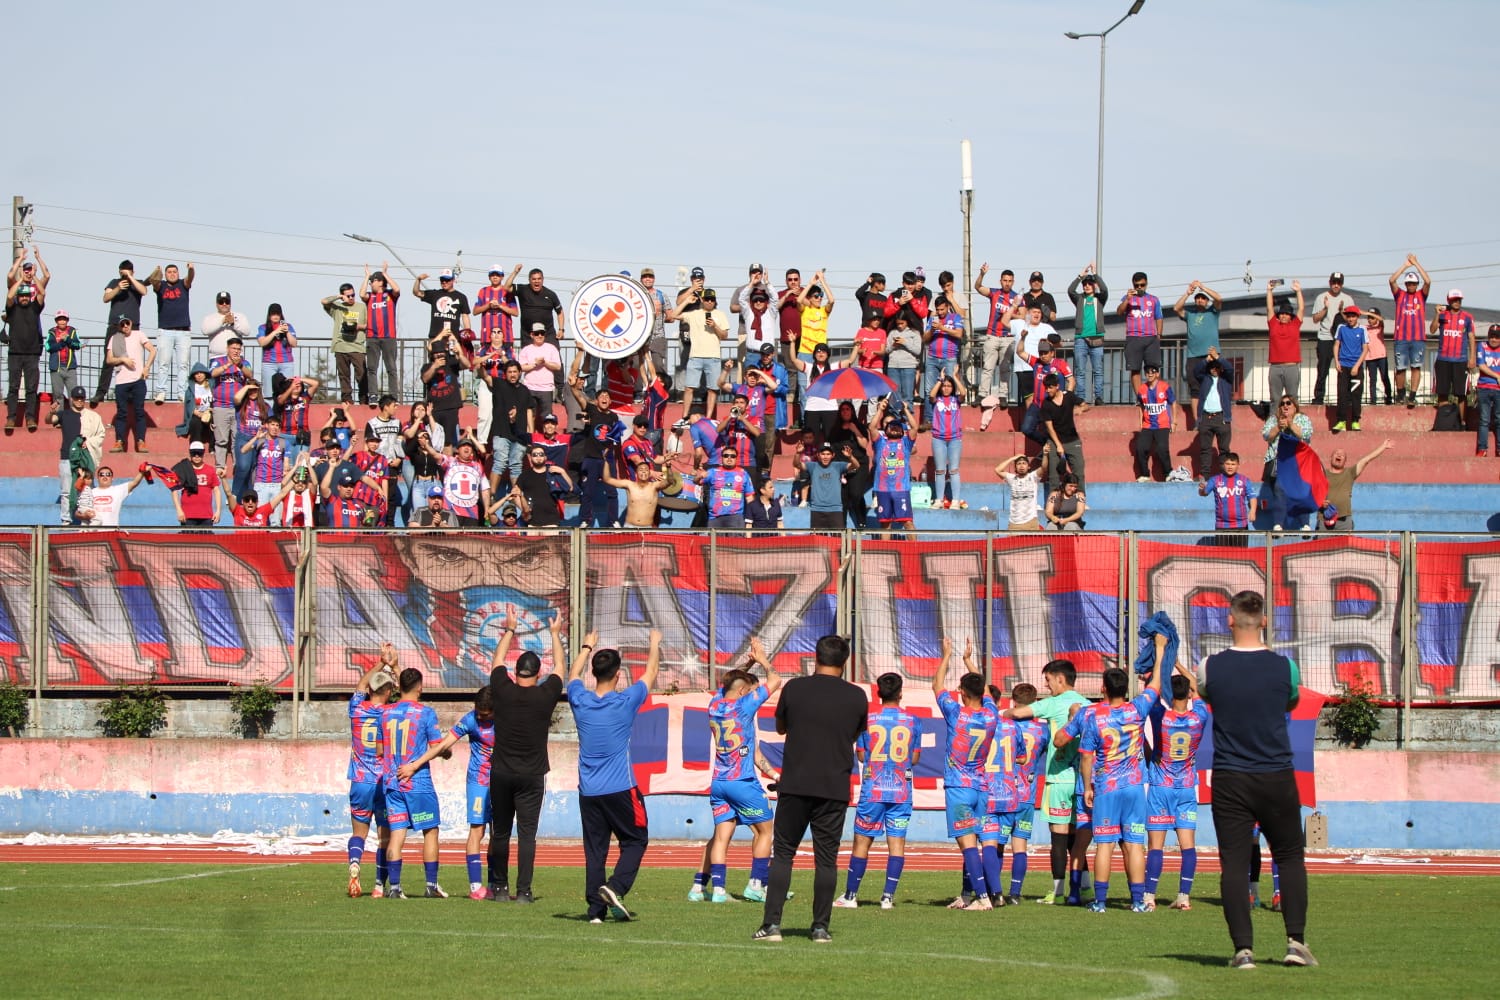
[1,741,1497,851]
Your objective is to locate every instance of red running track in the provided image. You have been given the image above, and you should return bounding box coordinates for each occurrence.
[0,842,1495,876]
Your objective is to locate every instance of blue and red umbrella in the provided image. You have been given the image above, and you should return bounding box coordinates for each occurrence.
[805,367,896,401]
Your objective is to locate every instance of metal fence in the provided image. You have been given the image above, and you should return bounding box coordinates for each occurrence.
[2,528,1497,730]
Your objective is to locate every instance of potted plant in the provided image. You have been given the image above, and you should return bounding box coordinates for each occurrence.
[229,680,281,738]
[97,682,169,738]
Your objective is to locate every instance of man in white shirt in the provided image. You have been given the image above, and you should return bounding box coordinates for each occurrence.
[89,466,148,527]
[202,290,253,357]
[1009,303,1057,409]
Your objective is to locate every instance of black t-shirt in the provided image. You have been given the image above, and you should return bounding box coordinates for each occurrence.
[425,355,464,412]
[156,279,191,329]
[1024,290,1058,320]
[516,466,559,526]
[420,288,471,337]
[489,667,565,775]
[491,380,535,443]
[104,278,143,327]
[1038,392,1082,444]
[412,506,454,528]
[56,405,81,459]
[404,427,442,478]
[3,300,44,354]
[576,403,615,462]
[514,285,562,337]
[774,672,869,800]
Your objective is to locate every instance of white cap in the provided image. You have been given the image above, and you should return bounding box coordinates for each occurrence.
[1403,271,1421,284]
[438,269,455,280]
[488,264,505,276]
[1447,288,1464,301]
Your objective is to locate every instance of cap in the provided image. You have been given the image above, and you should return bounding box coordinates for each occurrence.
[15,284,33,296]
[367,670,395,692]
[1274,299,1294,315]
[818,443,835,453]
[70,385,87,400]
[439,270,454,280]
[758,342,777,354]
[702,289,717,301]
[640,267,655,278]
[1448,288,1464,301]
[1329,271,1345,283]
[427,485,444,498]
[499,503,520,519]
[1144,363,1161,372]
[54,308,69,319]
[1342,302,1362,314]
[19,260,33,269]
[488,265,504,276]
[189,441,207,452]
[749,262,764,274]
[913,266,926,281]
[338,473,357,487]
[1029,271,1044,282]
[1489,324,1500,338]
[215,290,232,304]
[1403,271,1421,284]
[690,266,706,280]
[530,322,547,333]
[541,412,558,423]
[1080,273,1097,284]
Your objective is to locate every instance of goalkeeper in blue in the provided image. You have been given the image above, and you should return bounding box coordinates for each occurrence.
[834,671,922,910]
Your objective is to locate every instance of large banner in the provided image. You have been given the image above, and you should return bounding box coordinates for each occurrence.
[311,532,573,692]
[1137,535,1404,697]
[855,535,1121,691]
[0,532,34,684]
[44,531,298,689]
[1412,538,1500,702]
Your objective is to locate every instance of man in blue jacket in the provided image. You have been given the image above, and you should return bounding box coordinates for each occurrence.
[1192,350,1235,485]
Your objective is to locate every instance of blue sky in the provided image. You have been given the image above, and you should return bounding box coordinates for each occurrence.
[9,0,1499,337]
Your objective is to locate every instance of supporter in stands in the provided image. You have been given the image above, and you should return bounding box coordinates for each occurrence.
[208,340,249,478]
[7,248,50,291]
[145,261,193,403]
[230,378,269,501]
[88,465,147,527]
[974,264,1024,409]
[871,398,916,537]
[4,274,45,430]
[1323,440,1392,531]
[241,417,293,507]
[1016,337,1073,447]
[1310,272,1353,406]
[1133,363,1174,483]
[920,296,965,421]
[272,373,318,463]
[1431,290,1476,423]
[69,466,96,526]
[423,338,465,451]
[1192,351,1235,484]
[402,402,444,523]
[796,272,836,396]
[322,283,369,407]
[1043,474,1086,531]
[789,343,840,444]
[741,275,781,379]
[927,371,966,509]
[323,470,373,529]
[787,428,818,506]
[745,478,783,533]
[1001,303,1055,428]
[1364,308,1392,406]
[852,313,887,375]
[1023,270,1058,323]
[1116,271,1164,381]
[569,384,623,528]
[430,434,489,528]
[269,462,317,529]
[1258,397,1314,531]
[202,289,252,359]
[883,314,922,408]
[518,324,562,427]
[347,428,391,523]
[486,360,535,495]
[409,484,453,530]
[703,445,753,530]
[1332,304,1369,433]
[361,266,404,404]
[1388,254,1432,407]
[751,342,790,442]
[797,442,859,533]
[1067,266,1109,407]
[718,363,778,482]
[995,453,1041,531]
[1474,325,1500,457]
[1199,452,1255,546]
[232,491,271,527]
[256,303,298,385]
[680,288,730,416]
[97,260,146,405]
[1264,281,1305,404]
[176,442,222,527]
[46,309,82,404]
[105,318,156,454]
[1173,281,1223,413]
[413,269,472,349]
[49,386,106,523]
[602,458,661,529]
[1039,373,1089,492]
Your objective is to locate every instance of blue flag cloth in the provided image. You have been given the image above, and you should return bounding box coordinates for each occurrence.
[1136,611,1180,677]
[1274,433,1328,520]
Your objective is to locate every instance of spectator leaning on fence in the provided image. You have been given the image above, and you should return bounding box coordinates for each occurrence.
[146,261,194,402]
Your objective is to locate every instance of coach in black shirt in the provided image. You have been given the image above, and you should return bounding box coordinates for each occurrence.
[753,635,868,945]
[1197,590,1316,970]
[487,610,567,903]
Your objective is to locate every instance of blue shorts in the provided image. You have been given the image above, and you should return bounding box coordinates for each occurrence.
[1091,785,1147,845]
[984,806,1033,843]
[385,787,441,832]
[854,798,913,839]
[1147,784,1199,832]
[945,786,985,840]
[467,779,492,827]
[349,780,388,828]
[874,490,913,524]
[1393,340,1425,370]
[710,778,773,826]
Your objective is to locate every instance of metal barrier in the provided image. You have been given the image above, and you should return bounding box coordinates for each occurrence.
[4,528,1498,736]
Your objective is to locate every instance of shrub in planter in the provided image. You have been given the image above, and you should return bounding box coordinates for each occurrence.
[97,683,169,738]
[229,680,280,738]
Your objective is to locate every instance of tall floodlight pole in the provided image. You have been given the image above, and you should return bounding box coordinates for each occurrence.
[1065,0,1145,278]
[960,141,976,402]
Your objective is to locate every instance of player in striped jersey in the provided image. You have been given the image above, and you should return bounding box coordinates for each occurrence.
[1002,683,1049,904]
[1145,668,1212,910]
[346,646,398,898]
[387,666,450,898]
[934,637,998,911]
[400,685,496,899]
[835,672,923,910]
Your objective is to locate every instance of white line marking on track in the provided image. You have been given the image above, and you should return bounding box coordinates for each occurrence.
[16,922,1177,999]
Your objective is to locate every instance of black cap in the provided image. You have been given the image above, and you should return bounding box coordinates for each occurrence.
[542,412,558,423]
[690,266,705,280]
[216,290,231,304]
[70,385,87,399]
[1030,271,1044,282]
[759,342,777,354]
[632,414,648,427]
[1490,324,1500,338]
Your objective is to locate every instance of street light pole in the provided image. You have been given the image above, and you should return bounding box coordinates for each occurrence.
[960,140,976,403]
[1065,0,1145,280]
[343,233,422,282]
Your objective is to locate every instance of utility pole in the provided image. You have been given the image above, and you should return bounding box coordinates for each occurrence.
[960,141,976,403]
[12,195,25,265]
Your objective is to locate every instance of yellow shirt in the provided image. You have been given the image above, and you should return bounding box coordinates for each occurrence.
[799,304,829,355]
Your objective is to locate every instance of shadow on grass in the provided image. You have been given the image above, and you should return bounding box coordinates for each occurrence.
[1160,953,1234,968]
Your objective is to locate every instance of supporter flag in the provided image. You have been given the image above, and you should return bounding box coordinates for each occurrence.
[1275,433,1327,520]
[1197,686,1326,807]
[138,462,183,490]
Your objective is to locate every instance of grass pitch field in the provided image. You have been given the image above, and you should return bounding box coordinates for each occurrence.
[0,863,1494,999]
